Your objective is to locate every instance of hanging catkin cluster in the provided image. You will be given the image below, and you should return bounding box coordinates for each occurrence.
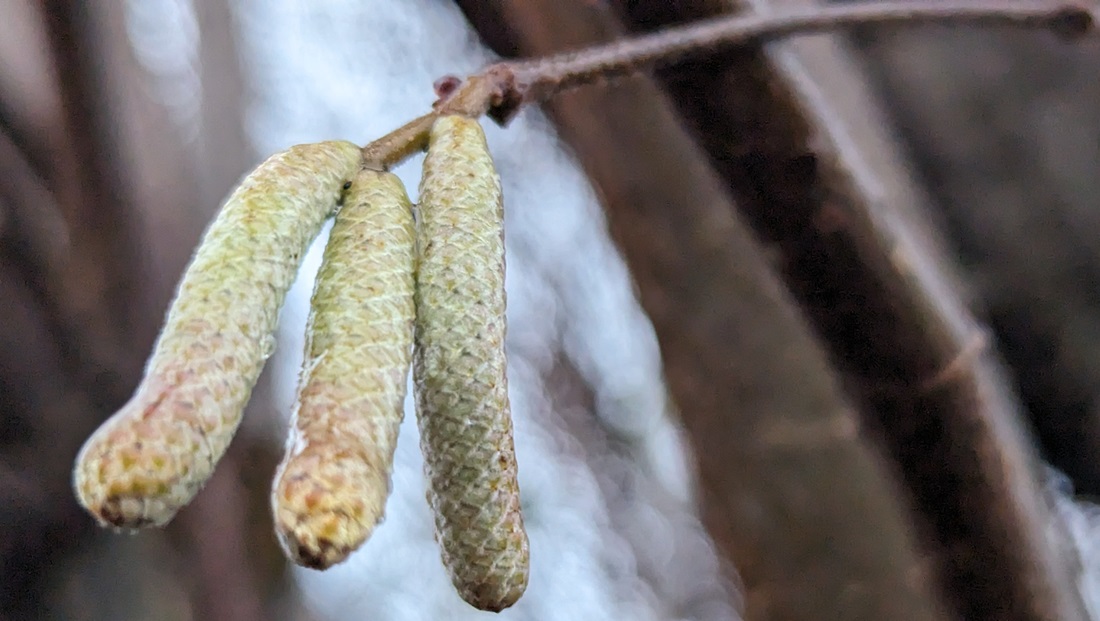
[73,140,363,528]
[71,116,528,612]
[414,115,529,612]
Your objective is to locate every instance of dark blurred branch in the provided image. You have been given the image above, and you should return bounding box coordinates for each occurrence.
[0,260,98,618]
[176,453,266,621]
[0,17,122,613]
[456,0,1099,620]
[0,0,62,181]
[0,1,247,618]
[38,0,154,398]
[607,1,1091,620]
[0,125,69,319]
[850,23,1100,498]
[457,2,960,620]
[0,459,52,619]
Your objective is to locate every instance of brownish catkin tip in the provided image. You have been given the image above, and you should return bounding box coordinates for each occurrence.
[414,115,529,611]
[72,140,363,529]
[272,169,416,570]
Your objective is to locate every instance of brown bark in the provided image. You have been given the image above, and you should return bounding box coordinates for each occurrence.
[850,23,1100,498]
[38,0,157,394]
[457,2,953,620]
[603,1,1090,620]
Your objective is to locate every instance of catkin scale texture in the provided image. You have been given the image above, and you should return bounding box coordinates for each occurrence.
[73,140,363,529]
[272,169,416,570]
[414,115,529,611]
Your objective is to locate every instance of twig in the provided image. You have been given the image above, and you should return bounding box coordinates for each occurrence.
[359,0,1093,169]
[360,66,514,169]
[360,114,434,170]
[509,0,1091,103]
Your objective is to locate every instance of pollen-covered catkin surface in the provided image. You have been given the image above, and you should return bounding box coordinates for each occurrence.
[72,140,363,529]
[414,115,529,612]
[272,169,416,570]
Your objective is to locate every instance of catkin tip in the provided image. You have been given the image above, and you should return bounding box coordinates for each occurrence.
[73,458,187,529]
[271,167,415,570]
[275,512,359,570]
[90,496,162,529]
[72,379,210,529]
[72,140,363,530]
[462,580,528,612]
[272,450,391,570]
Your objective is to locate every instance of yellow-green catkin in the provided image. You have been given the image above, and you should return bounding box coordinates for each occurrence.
[272,169,416,570]
[414,115,529,611]
[73,140,363,529]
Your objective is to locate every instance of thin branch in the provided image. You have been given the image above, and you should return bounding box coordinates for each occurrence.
[509,0,1092,101]
[361,114,434,170]
[359,0,1093,169]
[360,65,514,169]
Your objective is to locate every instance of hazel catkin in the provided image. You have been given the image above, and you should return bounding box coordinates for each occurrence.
[73,140,363,529]
[414,115,529,611]
[272,168,416,570]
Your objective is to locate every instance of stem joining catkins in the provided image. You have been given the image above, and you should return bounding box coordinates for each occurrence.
[272,169,416,569]
[414,115,529,611]
[73,140,363,529]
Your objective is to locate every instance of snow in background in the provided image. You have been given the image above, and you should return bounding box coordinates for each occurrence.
[231,1,737,619]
